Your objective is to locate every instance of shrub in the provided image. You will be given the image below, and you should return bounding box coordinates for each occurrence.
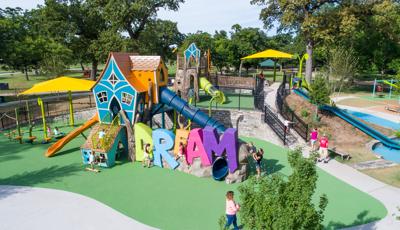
[301,109,310,118]
[395,130,400,138]
[238,148,328,229]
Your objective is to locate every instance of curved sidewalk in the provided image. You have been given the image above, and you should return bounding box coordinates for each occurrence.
[0,185,157,230]
[316,158,400,229]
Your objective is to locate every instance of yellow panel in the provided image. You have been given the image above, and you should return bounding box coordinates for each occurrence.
[19,77,95,95]
[173,129,190,155]
[241,49,293,60]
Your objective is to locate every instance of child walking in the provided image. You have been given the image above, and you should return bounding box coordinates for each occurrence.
[225,191,240,230]
[310,128,318,151]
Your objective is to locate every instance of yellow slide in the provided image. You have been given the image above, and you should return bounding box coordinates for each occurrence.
[45,114,99,157]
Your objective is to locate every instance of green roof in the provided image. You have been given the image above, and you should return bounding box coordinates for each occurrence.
[259,59,280,67]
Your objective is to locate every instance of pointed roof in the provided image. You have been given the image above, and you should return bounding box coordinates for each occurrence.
[94,52,164,93]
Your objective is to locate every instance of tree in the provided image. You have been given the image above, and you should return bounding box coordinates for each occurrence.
[88,0,184,40]
[0,8,52,80]
[213,30,233,73]
[309,76,331,119]
[328,46,358,97]
[237,148,328,229]
[136,19,184,61]
[251,0,346,83]
[43,0,124,80]
[230,24,268,72]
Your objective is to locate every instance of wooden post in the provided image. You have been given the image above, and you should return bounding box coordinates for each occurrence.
[26,100,31,126]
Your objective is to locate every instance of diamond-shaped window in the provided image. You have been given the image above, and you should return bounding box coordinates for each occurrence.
[108,74,119,86]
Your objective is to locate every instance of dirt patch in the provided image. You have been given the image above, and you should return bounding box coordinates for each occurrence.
[362,165,400,188]
[337,98,383,108]
[285,93,393,163]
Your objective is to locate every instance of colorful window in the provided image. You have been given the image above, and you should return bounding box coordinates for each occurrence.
[97,91,108,103]
[121,92,133,105]
[108,74,119,86]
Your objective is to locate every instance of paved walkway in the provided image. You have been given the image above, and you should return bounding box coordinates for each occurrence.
[0,185,156,230]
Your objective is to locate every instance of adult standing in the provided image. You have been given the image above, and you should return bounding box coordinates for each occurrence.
[318,134,329,163]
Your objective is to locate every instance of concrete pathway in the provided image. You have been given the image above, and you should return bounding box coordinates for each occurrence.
[0,185,156,230]
[318,159,400,230]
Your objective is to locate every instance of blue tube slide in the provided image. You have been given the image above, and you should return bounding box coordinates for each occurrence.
[159,87,226,133]
[212,157,229,180]
[294,89,400,149]
[321,105,400,150]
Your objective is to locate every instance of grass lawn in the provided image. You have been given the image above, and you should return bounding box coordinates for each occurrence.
[0,122,386,229]
[0,71,86,90]
[362,165,400,188]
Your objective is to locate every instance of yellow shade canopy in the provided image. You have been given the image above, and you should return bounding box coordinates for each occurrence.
[241,49,293,60]
[19,76,95,95]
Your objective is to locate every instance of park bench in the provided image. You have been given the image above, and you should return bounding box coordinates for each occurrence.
[385,105,400,113]
[329,147,351,160]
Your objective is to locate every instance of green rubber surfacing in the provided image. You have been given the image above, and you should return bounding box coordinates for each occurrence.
[0,123,386,230]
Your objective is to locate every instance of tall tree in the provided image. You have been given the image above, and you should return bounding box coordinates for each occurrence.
[88,0,184,40]
[251,0,342,82]
[0,7,57,80]
[136,19,184,61]
[43,0,124,80]
[230,24,268,72]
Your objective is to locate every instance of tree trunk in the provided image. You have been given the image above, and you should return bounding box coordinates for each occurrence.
[90,60,98,81]
[24,66,29,81]
[305,39,313,84]
[119,110,135,162]
[80,61,85,71]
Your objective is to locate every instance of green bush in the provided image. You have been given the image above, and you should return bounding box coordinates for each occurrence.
[301,109,310,118]
[218,215,226,230]
[395,130,400,138]
[238,148,328,229]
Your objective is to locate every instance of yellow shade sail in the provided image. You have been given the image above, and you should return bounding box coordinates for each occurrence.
[241,49,293,60]
[19,76,95,95]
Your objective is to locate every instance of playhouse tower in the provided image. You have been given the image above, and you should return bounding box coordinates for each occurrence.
[174,43,210,102]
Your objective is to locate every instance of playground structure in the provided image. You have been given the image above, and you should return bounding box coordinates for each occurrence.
[30,52,249,182]
[174,43,226,105]
[372,79,398,99]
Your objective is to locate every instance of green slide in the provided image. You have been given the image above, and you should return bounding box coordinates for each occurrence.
[199,77,226,104]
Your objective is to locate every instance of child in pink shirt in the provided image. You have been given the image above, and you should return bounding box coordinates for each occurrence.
[310,128,318,151]
[225,191,240,230]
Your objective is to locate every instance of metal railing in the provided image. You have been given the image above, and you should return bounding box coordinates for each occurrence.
[0,94,96,130]
[264,105,287,145]
[276,82,309,142]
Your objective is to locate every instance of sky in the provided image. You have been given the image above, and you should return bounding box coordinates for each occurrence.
[0,0,276,35]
